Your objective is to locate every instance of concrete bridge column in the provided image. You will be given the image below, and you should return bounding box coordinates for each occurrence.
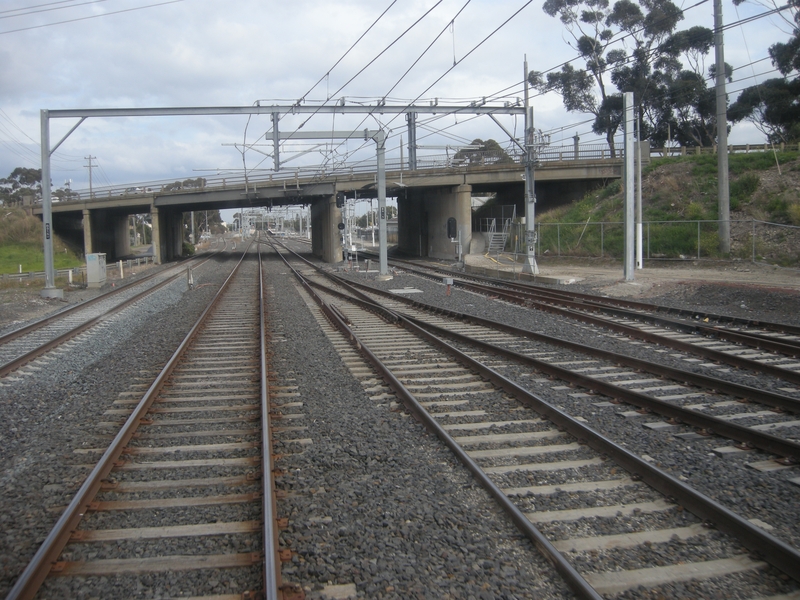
[310,195,342,263]
[167,212,183,261]
[398,190,426,257]
[151,206,163,264]
[310,200,323,258]
[150,207,182,262]
[399,185,472,260]
[82,209,126,260]
[82,209,93,256]
[114,215,131,258]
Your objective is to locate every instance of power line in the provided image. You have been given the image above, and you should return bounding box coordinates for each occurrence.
[281,0,446,146]
[0,0,186,34]
[316,0,537,172]
[295,1,398,105]
[0,0,110,20]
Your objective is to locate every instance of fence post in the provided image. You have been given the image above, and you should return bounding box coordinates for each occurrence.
[752,219,756,263]
[697,221,701,259]
[601,223,604,258]
[647,222,650,259]
[557,223,561,257]
[537,222,541,258]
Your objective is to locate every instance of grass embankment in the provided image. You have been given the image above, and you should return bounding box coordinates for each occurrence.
[534,150,800,265]
[0,208,83,284]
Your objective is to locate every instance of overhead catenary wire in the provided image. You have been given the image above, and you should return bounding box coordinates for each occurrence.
[279,0,446,146]
[0,0,186,35]
[295,0,398,105]
[304,0,537,174]
[0,0,111,20]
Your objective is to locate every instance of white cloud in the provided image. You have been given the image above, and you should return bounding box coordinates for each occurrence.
[0,0,788,193]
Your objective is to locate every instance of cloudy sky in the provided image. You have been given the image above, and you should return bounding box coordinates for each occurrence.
[0,0,790,200]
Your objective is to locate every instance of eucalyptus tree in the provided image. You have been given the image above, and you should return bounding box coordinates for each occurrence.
[728,0,800,143]
[528,0,716,154]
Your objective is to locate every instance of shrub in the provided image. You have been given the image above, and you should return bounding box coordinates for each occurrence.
[182,242,195,256]
[686,201,707,220]
[598,180,621,200]
[788,202,800,226]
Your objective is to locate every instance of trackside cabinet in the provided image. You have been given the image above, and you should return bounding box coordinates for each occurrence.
[86,253,106,288]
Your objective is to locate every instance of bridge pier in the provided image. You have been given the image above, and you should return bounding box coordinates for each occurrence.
[82,209,93,255]
[398,185,472,261]
[113,215,131,259]
[79,209,131,261]
[151,206,184,264]
[310,194,343,263]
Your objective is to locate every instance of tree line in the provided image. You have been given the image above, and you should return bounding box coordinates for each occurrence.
[528,0,800,153]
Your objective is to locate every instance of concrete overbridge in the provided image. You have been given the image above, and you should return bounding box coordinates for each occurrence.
[34,103,640,286]
[39,149,629,264]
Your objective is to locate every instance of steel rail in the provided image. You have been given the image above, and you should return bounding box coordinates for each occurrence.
[0,253,219,347]
[258,249,281,600]
[402,298,800,415]
[5,244,253,600]
[271,250,604,600]
[0,274,182,378]
[435,278,800,386]
[396,312,800,586]
[379,254,800,338]
[401,312,800,462]
[277,245,800,591]
[275,241,800,415]
[0,268,163,346]
[287,267,800,461]
[461,280,800,356]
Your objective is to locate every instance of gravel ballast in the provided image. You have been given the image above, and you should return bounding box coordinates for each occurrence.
[2,247,800,599]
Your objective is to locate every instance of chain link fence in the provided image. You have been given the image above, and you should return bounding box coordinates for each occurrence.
[497,219,800,268]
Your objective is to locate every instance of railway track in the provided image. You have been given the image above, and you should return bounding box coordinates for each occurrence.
[270,242,800,599]
[290,246,800,467]
[363,254,800,387]
[7,244,281,600]
[5,235,799,598]
[0,254,217,379]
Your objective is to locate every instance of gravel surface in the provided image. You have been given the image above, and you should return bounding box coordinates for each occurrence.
[2,246,800,599]
[0,253,238,597]
[331,254,800,597]
[265,252,572,599]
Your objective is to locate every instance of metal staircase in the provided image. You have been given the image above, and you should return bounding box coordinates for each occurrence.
[485,208,515,254]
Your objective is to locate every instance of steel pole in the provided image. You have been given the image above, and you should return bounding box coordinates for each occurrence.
[522,57,539,275]
[715,0,731,253]
[623,93,635,281]
[40,110,62,299]
[375,130,390,279]
[636,115,643,269]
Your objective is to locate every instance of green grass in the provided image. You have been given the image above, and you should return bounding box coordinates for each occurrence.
[534,150,800,261]
[0,241,82,273]
[0,208,83,273]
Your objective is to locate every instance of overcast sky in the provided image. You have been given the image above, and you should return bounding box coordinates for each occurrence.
[0,0,790,204]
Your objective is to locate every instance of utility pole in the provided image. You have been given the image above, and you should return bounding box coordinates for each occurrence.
[624,92,635,281]
[84,155,96,199]
[715,0,730,254]
[522,56,539,275]
[636,114,643,269]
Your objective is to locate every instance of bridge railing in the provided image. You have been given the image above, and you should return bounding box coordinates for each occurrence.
[49,143,621,202]
[43,142,800,203]
[652,142,800,157]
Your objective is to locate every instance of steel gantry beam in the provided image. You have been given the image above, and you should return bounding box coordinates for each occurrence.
[39,102,527,295]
